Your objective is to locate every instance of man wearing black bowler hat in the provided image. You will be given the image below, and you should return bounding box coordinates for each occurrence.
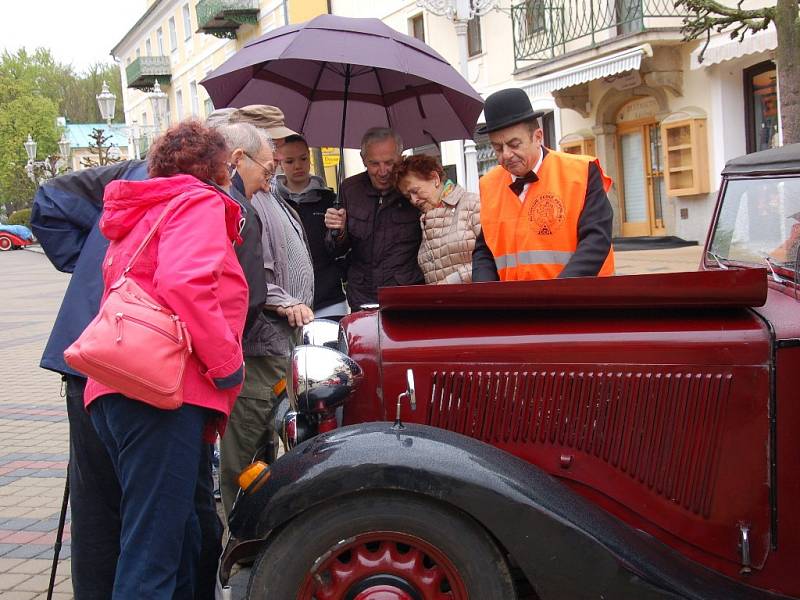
[472,88,615,281]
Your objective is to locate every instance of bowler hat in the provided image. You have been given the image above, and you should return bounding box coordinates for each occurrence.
[476,88,544,134]
[230,105,298,140]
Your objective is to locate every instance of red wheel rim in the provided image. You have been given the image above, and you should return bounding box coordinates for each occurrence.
[299,531,468,600]
[0,237,11,251]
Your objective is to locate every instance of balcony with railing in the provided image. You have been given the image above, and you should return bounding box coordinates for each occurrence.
[512,0,690,70]
[196,0,260,39]
[126,56,171,91]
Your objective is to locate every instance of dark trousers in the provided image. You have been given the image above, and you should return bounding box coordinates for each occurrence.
[90,393,209,600]
[66,377,222,600]
[66,376,121,600]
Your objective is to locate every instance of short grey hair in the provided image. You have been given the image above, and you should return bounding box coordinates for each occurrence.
[215,122,274,156]
[360,127,403,157]
[205,108,237,129]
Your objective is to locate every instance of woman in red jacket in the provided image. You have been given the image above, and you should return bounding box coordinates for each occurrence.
[84,121,248,600]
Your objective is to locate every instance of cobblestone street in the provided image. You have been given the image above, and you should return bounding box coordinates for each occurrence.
[0,243,703,598]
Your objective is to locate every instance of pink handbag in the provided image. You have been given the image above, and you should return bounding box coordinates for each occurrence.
[64,204,192,410]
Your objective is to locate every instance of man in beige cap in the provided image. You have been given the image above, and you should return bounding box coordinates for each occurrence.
[230,104,298,164]
[218,105,315,517]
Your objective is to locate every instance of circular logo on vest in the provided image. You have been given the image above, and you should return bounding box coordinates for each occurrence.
[528,193,565,235]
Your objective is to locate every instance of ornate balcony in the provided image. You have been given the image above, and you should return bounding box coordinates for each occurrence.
[512,0,690,70]
[126,56,171,91]
[196,0,260,39]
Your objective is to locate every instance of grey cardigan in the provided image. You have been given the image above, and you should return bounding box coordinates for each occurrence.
[243,190,312,357]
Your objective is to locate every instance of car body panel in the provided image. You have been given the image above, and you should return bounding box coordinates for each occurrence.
[228,423,790,600]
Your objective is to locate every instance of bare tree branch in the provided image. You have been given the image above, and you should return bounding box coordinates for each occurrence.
[676,0,776,62]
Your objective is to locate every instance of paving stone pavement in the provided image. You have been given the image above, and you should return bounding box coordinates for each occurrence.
[0,243,704,599]
[0,247,72,599]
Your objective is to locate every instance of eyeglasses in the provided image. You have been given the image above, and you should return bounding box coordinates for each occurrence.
[244,151,276,182]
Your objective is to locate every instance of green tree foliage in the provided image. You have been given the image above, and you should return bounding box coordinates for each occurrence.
[0,47,124,214]
[8,208,32,227]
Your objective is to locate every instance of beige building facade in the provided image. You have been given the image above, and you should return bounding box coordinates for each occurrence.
[111,0,329,157]
[332,0,781,242]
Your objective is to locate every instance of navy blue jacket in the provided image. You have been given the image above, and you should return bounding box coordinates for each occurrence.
[32,161,149,376]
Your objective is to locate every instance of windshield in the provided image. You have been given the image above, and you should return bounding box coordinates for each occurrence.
[709,176,800,271]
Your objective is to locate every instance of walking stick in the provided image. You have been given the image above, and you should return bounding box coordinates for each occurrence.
[47,471,70,600]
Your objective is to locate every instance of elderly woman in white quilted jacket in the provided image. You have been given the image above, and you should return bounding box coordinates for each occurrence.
[396,154,482,284]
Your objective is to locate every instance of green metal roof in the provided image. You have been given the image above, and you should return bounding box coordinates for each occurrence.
[65,124,130,150]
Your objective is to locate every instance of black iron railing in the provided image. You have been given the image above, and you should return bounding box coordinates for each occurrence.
[512,0,689,68]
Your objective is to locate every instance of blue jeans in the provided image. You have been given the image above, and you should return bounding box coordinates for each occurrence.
[90,393,209,600]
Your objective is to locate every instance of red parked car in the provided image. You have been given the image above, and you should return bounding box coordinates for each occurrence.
[220,144,800,600]
[0,225,34,251]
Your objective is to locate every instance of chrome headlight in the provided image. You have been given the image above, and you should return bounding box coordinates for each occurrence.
[301,319,340,349]
[288,345,362,413]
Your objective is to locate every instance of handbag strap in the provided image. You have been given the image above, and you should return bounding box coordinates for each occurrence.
[123,202,174,275]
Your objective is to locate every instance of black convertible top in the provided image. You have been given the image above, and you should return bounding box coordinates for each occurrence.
[722,143,800,176]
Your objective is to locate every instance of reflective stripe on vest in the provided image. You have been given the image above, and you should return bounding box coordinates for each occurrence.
[479,150,614,281]
[494,250,574,270]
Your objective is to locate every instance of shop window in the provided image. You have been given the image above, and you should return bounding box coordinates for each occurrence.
[661,110,709,196]
[744,60,778,154]
[409,14,425,42]
[559,130,596,156]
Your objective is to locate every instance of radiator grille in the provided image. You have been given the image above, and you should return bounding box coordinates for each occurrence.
[427,369,731,516]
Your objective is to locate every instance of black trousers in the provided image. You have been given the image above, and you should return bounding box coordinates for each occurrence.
[65,375,222,600]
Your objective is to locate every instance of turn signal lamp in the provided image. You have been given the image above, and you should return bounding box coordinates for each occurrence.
[238,461,271,495]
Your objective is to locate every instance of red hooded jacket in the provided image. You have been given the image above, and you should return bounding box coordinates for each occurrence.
[84,174,248,437]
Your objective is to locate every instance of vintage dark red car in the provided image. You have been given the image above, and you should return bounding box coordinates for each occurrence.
[219,144,800,600]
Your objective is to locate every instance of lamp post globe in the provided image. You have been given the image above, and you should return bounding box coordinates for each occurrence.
[58,132,71,160]
[96,81,117,127]
[24,134,37,162]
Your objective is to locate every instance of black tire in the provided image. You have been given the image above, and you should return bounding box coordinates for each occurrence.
[247,491,516,600]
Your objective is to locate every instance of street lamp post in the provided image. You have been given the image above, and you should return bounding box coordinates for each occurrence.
[96,80,167,161]
[23,134,68,184]
[149,80,169,134]
[417,0,497,193]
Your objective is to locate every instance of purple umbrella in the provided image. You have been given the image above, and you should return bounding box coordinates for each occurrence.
[200,14,484,151]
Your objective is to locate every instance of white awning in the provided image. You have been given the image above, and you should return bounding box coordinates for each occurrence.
[690,25,776,69]
[520,44,653,97]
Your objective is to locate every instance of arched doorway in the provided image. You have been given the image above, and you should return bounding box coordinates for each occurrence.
[615,97,666,236]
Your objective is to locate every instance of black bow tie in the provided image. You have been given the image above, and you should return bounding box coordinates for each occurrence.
[509,171,539,195]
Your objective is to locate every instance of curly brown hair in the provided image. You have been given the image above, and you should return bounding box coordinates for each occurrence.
[147,120,229,183]
[395,154,445,184]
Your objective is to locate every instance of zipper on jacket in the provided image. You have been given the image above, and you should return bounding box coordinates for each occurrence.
[113,313,184,346]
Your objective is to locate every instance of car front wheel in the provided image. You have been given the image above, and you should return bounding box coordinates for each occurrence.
[0,236,13,251]
[247,491,516,600]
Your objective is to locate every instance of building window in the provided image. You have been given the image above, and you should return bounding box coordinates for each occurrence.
[204,98,214,117]
[169,17,178,51]
[744,60,778,154]
[182,4,192,40]
[524,0,546,35]
[157,28,164,55]
[467,16,482,57]
[136,48,140,59]
[176,89,184,121]
[141,111,148,127]
[190,81,200,116]
[145,38,152,55]
[541,110,555,149]
[409,14,425,42]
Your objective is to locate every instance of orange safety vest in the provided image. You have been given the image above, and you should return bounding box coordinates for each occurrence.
[479,150,615,280]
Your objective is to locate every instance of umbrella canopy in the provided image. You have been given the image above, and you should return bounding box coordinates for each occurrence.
[200,14,484,149]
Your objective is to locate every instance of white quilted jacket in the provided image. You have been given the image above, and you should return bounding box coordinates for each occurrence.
[418,184,482,284]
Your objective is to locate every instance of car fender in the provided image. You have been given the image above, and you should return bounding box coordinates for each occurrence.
[228,422,790,600]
